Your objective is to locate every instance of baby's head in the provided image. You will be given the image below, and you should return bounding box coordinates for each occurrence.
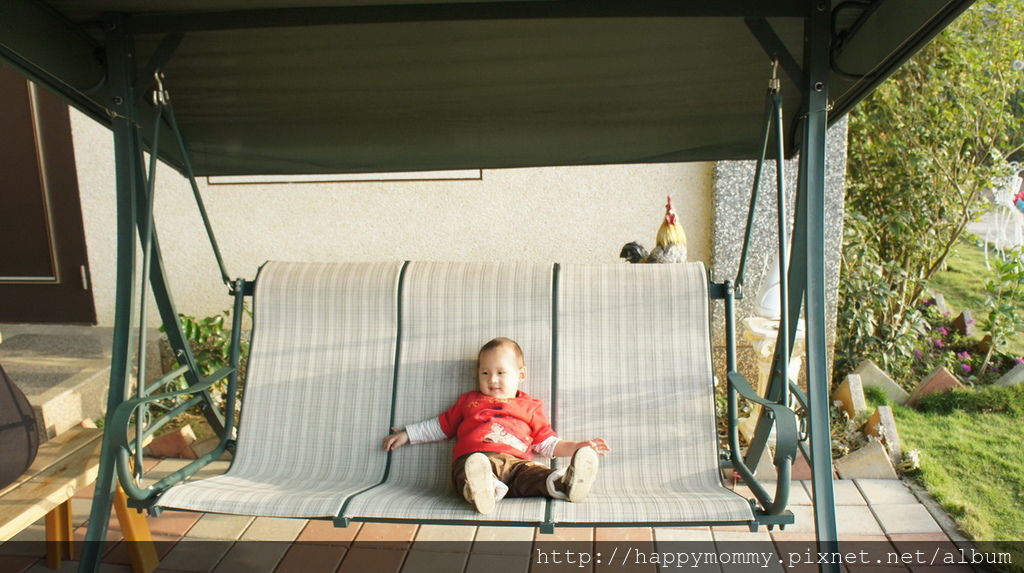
[477,337,525,399]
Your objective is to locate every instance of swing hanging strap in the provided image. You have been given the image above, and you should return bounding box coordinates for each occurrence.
[157,75,233,287]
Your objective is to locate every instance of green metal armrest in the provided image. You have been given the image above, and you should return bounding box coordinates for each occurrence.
[728,372,799,466]
[107,366,234,501]
[726,371,799,518]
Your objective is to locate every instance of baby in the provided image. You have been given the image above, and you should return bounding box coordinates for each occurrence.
[383,337,610,514]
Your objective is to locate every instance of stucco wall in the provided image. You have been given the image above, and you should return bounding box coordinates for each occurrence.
[70,110,715,326]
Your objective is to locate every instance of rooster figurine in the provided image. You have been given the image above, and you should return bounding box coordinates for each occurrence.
[620,195,688,264]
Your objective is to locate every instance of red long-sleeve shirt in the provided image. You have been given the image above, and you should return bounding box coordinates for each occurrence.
[437,390,556,461]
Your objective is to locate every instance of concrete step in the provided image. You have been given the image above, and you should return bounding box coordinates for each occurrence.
[0,325,160,440]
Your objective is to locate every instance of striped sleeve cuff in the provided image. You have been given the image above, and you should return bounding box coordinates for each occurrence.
[532,436,560,458]
[406,417,447,444]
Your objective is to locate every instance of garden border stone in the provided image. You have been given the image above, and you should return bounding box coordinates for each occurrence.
[853,359,909,405]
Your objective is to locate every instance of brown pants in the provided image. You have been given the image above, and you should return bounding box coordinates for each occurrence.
[452,452,556,498]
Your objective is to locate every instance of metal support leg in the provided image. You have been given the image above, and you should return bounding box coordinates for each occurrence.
[801,2,841,570]
[80,16,137,573]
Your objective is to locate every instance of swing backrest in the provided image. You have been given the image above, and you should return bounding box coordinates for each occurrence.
[229,262,401,492]
[552,263,733,523]
[339,261,554,522]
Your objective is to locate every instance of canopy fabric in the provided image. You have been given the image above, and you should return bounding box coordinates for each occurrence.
[1,0,973,176]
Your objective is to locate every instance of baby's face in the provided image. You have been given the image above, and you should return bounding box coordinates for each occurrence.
[477,346,524,399]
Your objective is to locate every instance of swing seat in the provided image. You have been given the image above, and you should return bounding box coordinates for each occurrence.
[156,260,756,527]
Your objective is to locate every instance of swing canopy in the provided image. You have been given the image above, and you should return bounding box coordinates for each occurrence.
[4,0,971,177]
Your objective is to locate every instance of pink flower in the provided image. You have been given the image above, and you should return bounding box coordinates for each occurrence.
[957,351,971,360]
[961,364,972,374]
[1016,357,1024,364]
[938,327,949,336]
[933,339,945,348]
[913,349,924,359]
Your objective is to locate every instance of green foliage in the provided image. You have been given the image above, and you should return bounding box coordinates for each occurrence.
[159,308,250,411]
[979,249,1024,357]
[928,238,1024,357]
[863,385,889,408]
[837,0,1024,381]
[178,310,249,381]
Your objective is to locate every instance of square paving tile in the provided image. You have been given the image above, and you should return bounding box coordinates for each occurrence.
[352,523,418,549]
[184,514,254,540]
[146,459,193,481]
[100,536,179,568]
[466,552,531,573]
[855,481,917,505]
[273,543,346,573]
[871,506,941,535]
[802,480,867,505]
[413,524,475,553]
[535,527,593,542]
[838,506,886,537]
[736,482,813,507]
[295,520,362,545]
[25,560,133,573]
[714,529,773,542]
[336,547,407,573]
[784,506,884,536]
[401,549,470,573]
[653,527,713,543]
[158,540,233,572]
[239,517,308,542]
[0,555,39,573]
[594,528,653,542]
[213,540,290,573]
[473,526,535,556]
[146,510,203,538]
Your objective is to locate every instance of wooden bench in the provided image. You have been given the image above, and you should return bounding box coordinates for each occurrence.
[0,427,157,572]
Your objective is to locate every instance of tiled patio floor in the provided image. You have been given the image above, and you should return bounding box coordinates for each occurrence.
[0,459,962,573]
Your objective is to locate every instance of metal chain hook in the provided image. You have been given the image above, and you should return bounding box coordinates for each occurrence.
[151,71,170,107]
[768,58,781,92]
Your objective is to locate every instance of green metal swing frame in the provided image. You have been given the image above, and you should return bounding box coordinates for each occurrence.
[0,2,977,572]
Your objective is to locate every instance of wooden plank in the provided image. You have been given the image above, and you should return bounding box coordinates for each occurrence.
[0,429,103,541]
[0,427,101,498]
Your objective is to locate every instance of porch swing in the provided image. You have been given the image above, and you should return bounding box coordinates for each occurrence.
[108,65,802,530]
[0,2,975,572]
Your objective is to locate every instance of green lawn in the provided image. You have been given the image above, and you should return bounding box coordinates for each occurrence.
[894,403,1024,572]
[927,238,1024,357]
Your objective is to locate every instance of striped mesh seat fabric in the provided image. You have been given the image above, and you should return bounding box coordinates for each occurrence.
[550,263,753,525]
[157,261,402,518]
[341,262,554,524]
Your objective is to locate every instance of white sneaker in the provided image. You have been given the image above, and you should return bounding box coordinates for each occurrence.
[561,446,599,503]
[462,453,496,514]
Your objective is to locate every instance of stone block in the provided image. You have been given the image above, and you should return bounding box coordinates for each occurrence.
[952,311,976,336]
[853,359,909,405]
[907,367,965,408]
[833,374,868,418]
[834,440,898,480]
[754,445,777,480]
[145,425,197,459]
[864,406,901,466]
[190,436,233,460]
[996,362,1024,387]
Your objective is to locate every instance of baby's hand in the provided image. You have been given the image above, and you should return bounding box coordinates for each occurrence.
[582,438,611,456]
[383,427,409,451]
